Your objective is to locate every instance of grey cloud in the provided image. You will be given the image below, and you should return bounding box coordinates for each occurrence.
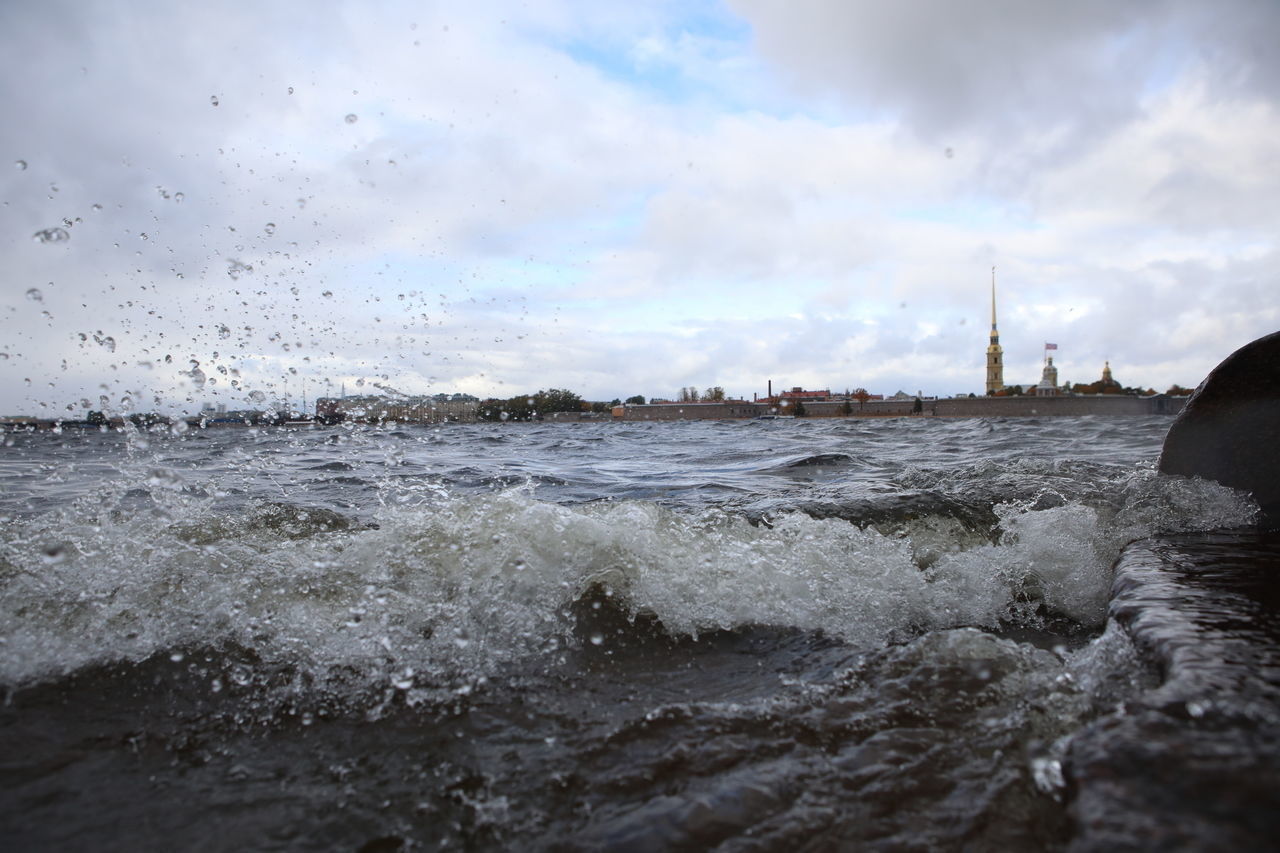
[2,0,1277,415]
[729,0,1280,144]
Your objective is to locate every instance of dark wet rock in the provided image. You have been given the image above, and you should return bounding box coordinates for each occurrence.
[1068,529,1280,851]
[1159,330,1280,523]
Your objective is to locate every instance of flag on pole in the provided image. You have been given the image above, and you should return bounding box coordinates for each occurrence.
[1045,342,1058,350]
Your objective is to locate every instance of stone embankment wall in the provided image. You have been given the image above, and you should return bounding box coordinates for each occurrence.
[618,402,766,421]
[617,395,1185,421]
[932,395,1185,417]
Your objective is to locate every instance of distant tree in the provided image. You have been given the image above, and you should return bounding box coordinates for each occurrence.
[509,395,537,420]
[535,388,583,415]
[590,401,608,413]
[841,399,853,416]
[854,388,871,411]
[704,386,725,401]
[912,397,923,414]
[678,386,701,403]
[86,410,108,426]
[793,400,807,417]
[478,394,538,421]
[608,398,622,408]
[1166,384,1195,396]
[625,395,646,405]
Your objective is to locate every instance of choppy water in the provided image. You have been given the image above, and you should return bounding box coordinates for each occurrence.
[0,416,1272,850]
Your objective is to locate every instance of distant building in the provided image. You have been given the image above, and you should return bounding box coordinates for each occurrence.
[1036,356,1060,396]
[777,387,832,406]
[1072,361,1125,395]
[315,395,478,423]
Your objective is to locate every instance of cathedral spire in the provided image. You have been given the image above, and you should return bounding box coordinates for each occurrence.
[985,266,1004,394]
[991,266,998,333]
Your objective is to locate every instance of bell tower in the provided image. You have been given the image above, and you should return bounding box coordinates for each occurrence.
[985,266,1004,394]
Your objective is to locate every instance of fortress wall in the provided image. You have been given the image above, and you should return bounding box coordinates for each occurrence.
[792,400,918,417]
[931,395,1186,417]
[619,403,763,420]
[618,395,1185,421]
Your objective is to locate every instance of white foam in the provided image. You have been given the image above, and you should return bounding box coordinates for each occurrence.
[0,467,1258,689]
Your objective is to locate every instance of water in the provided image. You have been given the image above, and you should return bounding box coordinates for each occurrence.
[0,416,1270,850]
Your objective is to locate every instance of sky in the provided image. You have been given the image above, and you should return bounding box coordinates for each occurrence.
[2,0,1278,417]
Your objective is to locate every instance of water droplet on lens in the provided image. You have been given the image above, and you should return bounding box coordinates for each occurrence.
[25,287,42,301]
[41,544,67,565]
[321,290,333,298]
[32,227,70,244]
[210,95,219,106]
[91,203,103,211]
[264,222,276,235]
[14,160,27,170]
[170,651,185,662]
[345,113,358,124]
[174,192,184,203]
[287,86,294,95]
[589,633,604,646]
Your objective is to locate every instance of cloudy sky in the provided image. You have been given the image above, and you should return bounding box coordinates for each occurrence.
[2,0,1278,416]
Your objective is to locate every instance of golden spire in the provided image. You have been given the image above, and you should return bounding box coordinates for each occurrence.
[985,266,1004,394]
[991,266,997,333]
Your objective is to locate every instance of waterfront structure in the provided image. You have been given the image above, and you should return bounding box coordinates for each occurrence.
[986,267,1004,394]
[314,394,478,423]
[1072,362,1125,395]
[616,394,1183,421]
[1036,358,1060,396]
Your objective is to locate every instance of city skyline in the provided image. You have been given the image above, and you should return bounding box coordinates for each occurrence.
[3,1,1278,417]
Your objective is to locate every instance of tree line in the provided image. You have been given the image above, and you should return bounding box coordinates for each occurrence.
[477,389,633,421]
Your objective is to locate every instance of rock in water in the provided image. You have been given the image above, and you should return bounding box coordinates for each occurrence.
[1159,331,1280,523]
